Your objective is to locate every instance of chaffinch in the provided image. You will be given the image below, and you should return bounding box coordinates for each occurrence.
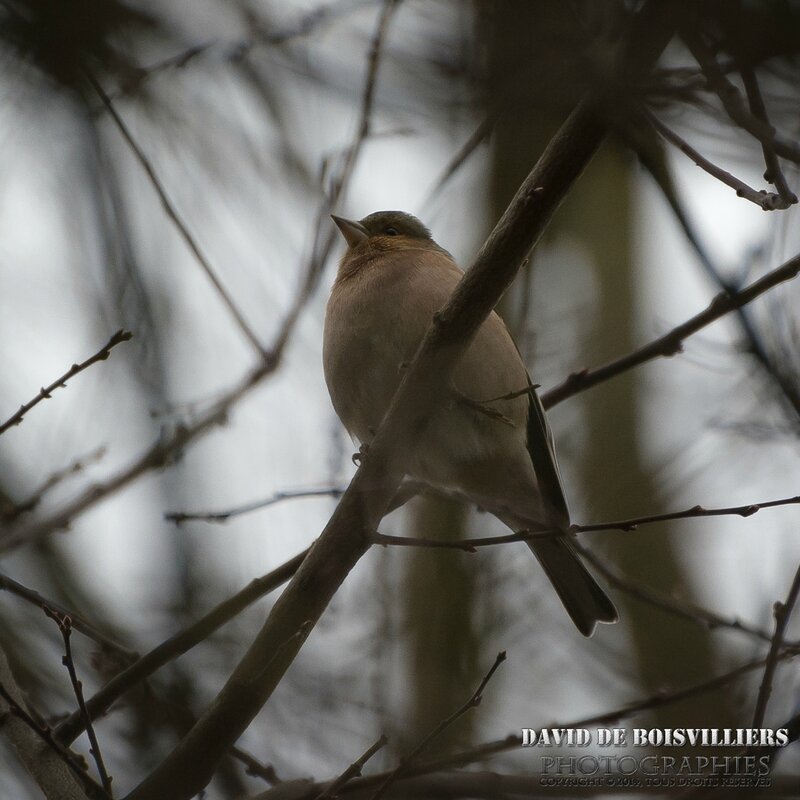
[324,210,617,636]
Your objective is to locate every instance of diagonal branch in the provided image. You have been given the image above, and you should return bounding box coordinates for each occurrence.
[165,486,345,525]
[0,363,270,554]
[645,109,790,210]
[88,75,267,359]
[367,652,505,800]
[0,642,106,800]
[3,446,108,521]
[682,28,800,166]
[56,549,307,746]
[252,648,800,800]
[57,480,419,746]
[45,610,114,796]
[625,124,800,430]
[542,250,800,408]
[574,543,775,643]
[740,66,797,204]
[0,572,137,661]
[0,330,131,436]
[274,0,400,362]
[751,561,800,730]
[315,735,387,800]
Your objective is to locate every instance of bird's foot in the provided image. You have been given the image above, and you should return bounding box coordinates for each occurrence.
[352,443,370,466]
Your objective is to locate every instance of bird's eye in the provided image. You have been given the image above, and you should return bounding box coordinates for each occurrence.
[384,227,399,236]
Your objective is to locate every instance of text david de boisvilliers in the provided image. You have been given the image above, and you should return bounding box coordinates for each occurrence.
[521,728,790,748]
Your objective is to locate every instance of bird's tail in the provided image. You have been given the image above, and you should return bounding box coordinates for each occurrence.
[527,535,618,637]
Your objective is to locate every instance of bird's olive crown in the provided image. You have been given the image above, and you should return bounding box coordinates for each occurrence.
[358,211,433,241]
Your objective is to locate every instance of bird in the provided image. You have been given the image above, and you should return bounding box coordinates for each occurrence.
[323,210,617,636]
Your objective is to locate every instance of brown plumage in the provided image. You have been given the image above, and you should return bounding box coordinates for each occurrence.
[323,211,617,636]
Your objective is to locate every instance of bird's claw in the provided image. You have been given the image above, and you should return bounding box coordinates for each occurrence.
[352,443,370,466]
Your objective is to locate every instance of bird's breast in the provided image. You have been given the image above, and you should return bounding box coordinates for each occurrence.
[323,260,427,442]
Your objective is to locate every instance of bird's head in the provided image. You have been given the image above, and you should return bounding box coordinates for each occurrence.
[331,211,436,250]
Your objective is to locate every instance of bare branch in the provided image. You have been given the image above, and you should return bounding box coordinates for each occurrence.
[1,360,271,554]
[625,123,800,430]
[2,447,108,521]
[231,747,282,786]
[367,652,506,800]
[542,250,800,408]
[45,610,114,796]
[646,109,790,210]
[682,28,800,166]
[315,735,387,800]
[106,0,379,101]
[374,492,799,646]
[375,493,800,549]
[0,644,106,800]
[454,391,516,428]
[574,544,775,643]
[1,218,326,550]
[165,487,345,525]
[740,66,797,204]
[56,549,307,746]
[0,331,131,437]
[273,0,400,362]
[423,114,494,204]
[572,494,800,533]
[88,75,267,359]
[253,649,800,800]
[751,562,800,730]
[0,572,137,661]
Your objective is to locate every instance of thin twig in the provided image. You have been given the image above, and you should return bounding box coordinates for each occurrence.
[1,360,269,554]
[751,562,800,730]
[56,475,422,746]
[740,66,797,204]
[477,383,540,404]
[367,652,506,800]
[3,252,325,546]
[0,572,138,660]
[682,28,800,166]
[0,331,131,436]
[231,746,282,786]
[88,75,267,359]
[542,249,800,408]
[253,650,799,800]
[56,548,307,745]
[45,609,113,795]
[104,42,213,101]
[572,495,800,533]
[625,122,800,429]
[454,392,516,428]
[0,681,108,799]
[315,735,388,800]
[423,114,495,205]
[331,0,399,198]
[574,543,775,643]
[166,487,345,524]
[374,493,800,551]
[275,0,400,363]
[645,109,790,210]
[2,446,108,521]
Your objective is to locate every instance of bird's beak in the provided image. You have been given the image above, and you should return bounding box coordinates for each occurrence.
[331,215,369,248]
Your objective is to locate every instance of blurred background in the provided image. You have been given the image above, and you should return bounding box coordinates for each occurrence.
[1,0,800,797]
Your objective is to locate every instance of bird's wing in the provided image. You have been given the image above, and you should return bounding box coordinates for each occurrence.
[525,381,571,528]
